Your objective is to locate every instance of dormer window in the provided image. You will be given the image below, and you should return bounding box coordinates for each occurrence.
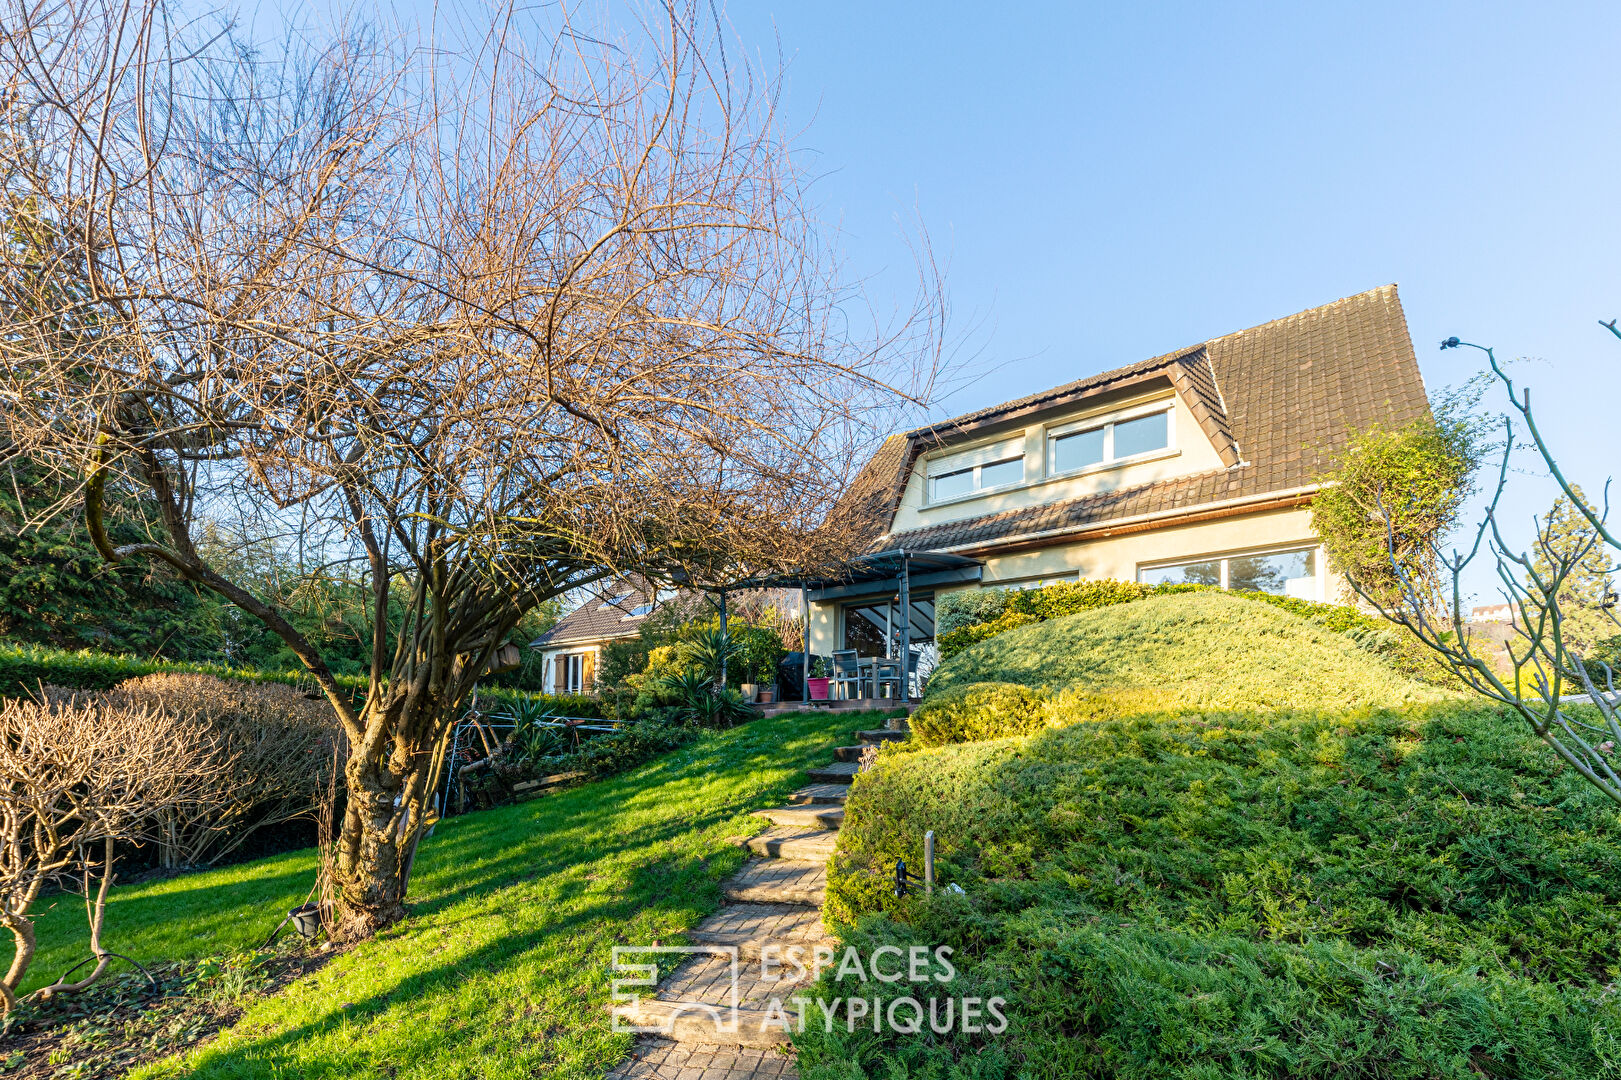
[925,438,1025,504]
[1047,403,1172,477]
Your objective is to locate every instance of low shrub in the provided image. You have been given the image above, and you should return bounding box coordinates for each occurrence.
[908,682,1049,747]
[928,591,1445,710]
[811,701,1621,1079]
[935,578,1460,687]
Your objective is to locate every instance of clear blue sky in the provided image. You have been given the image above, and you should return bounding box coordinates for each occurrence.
[267,1,1621,602]
[737,1,1621,604]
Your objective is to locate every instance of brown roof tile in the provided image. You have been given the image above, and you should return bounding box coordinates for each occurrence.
[845,285,1428,553]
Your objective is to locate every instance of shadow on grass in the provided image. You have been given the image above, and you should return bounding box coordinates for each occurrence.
[111,710,882,1078]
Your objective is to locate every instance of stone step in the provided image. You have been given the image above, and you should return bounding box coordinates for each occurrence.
[688,902,833,959]
[606,1037,795,1079]
[746,827,837,862]
[831,746,868,763]
[787,782,849,806]
[723,858,827,907]
[612,998,790,1048]
[856,729,907,743]
[805,760,858,783]
[752,805,843,830]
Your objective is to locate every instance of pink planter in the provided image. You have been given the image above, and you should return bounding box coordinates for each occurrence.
[806,677,830,701]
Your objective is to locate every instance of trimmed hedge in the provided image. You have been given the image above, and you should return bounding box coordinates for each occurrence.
[0,642,324,699]
[810,701,1621,1079]
[0,641,603,718]
[935,578,1455,685]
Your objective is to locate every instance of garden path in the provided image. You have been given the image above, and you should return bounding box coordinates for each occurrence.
[606,725,907,1080]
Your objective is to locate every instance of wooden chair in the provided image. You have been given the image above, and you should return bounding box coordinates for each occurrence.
[829,649,863,700]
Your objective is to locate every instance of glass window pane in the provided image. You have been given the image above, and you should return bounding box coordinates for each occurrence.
[1053,427,1105,472]
[1139,560,1222,587]
[979,457,1023,489]
[1113,411,1169,458]
[1228,550,1316,597]
[930,468,973,502]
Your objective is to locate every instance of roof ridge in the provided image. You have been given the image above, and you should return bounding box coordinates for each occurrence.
[1203,284,1400,346]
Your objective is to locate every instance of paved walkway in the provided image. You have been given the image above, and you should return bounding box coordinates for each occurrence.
[607,724,907,1080]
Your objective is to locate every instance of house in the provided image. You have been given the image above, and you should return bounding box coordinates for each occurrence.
[531,578,667,695]
[1468,603,1514,624]
[804,285,1431,673]
[531,577,803,696]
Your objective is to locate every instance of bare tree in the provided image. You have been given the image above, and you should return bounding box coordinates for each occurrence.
[1350,328,1621,807]
[0,0,941,934]
[0,697,232,1011]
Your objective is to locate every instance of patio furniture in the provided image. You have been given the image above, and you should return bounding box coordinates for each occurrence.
[829,649,863,699]
[867,657,904,699]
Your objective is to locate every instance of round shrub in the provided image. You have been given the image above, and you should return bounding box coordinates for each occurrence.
[909,681,1050,747]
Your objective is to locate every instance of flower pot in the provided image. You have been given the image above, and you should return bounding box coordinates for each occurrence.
[758,687,776,703]
[740,682,759,701]
[807,677,830,701]
[289,902,322,940]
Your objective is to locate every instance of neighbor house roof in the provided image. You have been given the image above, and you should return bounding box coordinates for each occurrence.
[531,578,663,649]
[837,284,1429,554]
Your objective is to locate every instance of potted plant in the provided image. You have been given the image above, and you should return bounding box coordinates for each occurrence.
[805,655,830,701]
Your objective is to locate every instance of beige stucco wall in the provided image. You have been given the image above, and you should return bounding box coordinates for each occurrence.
[889,389,1226,535]
[806,505,1342,655]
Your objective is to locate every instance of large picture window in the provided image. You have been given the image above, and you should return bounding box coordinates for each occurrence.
[1138,548,1319,599]
[1048,405,1172,476]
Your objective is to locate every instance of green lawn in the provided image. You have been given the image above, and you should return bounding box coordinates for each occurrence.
[22,708,886,1079]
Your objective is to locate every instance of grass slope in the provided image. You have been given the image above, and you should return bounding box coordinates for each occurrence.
[927,590,1445,710]
[21,709,885,1079]
[803,597,1621,1079]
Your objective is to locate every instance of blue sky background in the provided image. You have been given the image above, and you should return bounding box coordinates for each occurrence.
[721,1,1621,603]
[263,1,1621,603]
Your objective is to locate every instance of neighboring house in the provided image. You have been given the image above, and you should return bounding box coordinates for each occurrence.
[531,578,666,695]
[530,577,803,695]
[1469,604,1514,624]
[807,285,1431,664]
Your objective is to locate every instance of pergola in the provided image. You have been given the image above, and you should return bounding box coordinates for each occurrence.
[678,548,983,701]
[779,549,983,702]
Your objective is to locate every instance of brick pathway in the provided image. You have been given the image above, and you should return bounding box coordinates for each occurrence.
[607,722,904,1080]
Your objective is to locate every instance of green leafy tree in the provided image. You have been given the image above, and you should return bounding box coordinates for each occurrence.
[0,459,222,659]
[1311,397,1489,612]
[1527,486,1618,657]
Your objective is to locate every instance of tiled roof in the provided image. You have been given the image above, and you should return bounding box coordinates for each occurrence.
[841,285,1429,553]
[531,577,661,648]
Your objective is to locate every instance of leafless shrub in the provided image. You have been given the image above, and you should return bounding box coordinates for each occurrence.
[0,697,232,1011]
[104,675,340,867]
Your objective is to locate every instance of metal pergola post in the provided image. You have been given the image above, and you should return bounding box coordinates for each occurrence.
[898,551,911,701]
[718,588,729,688]
[801,583,810,703]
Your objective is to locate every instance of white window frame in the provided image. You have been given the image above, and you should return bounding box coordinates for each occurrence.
[559,653,585,693]
[1046,400,1176,479]
[1135,544,1325,602]
[924,437,1026,506]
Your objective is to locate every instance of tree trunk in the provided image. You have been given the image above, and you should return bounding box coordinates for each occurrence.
[330,685,458,937]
